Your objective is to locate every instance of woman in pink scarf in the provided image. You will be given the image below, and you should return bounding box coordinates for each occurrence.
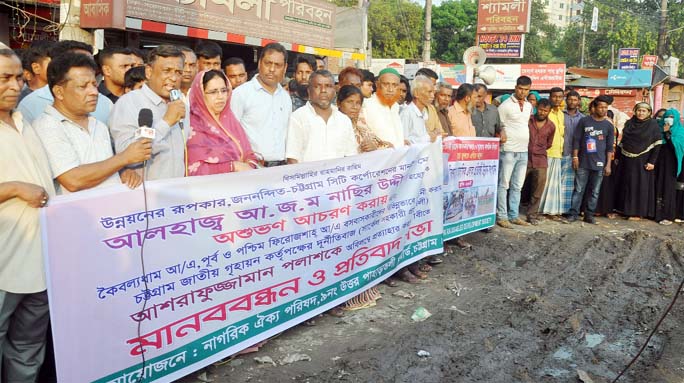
[187,70,259,175]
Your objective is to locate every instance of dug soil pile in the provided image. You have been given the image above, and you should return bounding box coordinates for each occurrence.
[180,219,684,383]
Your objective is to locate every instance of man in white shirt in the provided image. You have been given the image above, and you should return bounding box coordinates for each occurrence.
[34,53,151,194]
[286,70,358,163]
[0,48,55,382]
[362,68,405,148]
[496,76,533,228]
[231,43,291,167]
[399,75,433,144]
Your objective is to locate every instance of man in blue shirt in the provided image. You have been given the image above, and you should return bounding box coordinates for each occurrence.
[17,40,113,124]
[567,95,614,224]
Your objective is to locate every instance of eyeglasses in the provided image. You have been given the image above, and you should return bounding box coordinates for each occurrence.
[205,88,229,96]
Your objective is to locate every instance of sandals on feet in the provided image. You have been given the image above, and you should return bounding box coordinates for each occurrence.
[408,265,429,279]
[399,269,420,284]
[328,307,345,317]
[426,256,443,265]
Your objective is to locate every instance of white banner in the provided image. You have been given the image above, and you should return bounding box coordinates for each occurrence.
[41,143,444,383]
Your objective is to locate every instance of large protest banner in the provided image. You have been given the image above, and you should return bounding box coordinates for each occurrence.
[442,137,499,240]
[41,143,444,383]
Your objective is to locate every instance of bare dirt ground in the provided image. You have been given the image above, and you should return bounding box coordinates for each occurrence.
[178,217,684,383]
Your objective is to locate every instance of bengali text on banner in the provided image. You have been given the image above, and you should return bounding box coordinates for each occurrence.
[442,137,499,240]
[41,143,444,383]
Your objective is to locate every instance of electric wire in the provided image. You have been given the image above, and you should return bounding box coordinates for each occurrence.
[394,0,417,59]
[132,165,152,382]
[611,274,684,382]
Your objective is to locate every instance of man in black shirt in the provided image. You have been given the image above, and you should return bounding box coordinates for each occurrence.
[567,95,614,224]
[98,47,134,104]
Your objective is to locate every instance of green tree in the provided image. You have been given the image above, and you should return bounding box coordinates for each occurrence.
[521,0,560,63]
[367,0,424,58]
[430,0,478,63]
[561,0,660,68]
[664,2,684,76]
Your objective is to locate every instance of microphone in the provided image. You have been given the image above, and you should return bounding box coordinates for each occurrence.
[135,108,155,140]
[169,89,185,131]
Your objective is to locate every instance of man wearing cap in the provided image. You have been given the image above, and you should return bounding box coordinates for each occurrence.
[362,68,405,148]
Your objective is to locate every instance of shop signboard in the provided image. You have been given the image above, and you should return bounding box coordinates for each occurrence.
[618,48,639,70]
[477,0,531,33]
[477,33,524,58]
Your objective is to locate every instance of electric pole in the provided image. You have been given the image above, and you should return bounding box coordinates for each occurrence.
[580,24,586,67]
[657,0,668,62]
[422,0,432,62]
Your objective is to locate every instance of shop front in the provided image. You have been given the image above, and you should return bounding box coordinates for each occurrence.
[79,0,364,72]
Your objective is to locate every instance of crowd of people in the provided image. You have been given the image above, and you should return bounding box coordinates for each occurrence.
[2,37,683,380]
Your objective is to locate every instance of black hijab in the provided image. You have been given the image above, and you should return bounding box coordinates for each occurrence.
[620,115,662,154]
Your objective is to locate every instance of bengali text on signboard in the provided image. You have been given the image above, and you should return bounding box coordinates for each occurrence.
[477,0,531,33]
[125,0,335,49]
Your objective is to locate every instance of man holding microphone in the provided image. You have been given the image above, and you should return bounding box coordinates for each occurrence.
[109,45,188,180]
[34,52,152,194]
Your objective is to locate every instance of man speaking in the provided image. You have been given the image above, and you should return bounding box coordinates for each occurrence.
[109,45,188,180]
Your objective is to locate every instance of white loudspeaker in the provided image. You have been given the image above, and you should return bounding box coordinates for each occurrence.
[477,66,497,85]
[463,46,487,68]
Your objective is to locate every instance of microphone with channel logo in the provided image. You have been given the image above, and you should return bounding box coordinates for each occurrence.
[135,108,155,140]
[169,89,185,132]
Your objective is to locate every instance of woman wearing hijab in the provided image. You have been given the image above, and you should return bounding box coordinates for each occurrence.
[654,109,684,224]
[187,70,259,176]
[527,91,541,114]
[658,109,684,222]
[618,102,662,220]
[594,109,620,218]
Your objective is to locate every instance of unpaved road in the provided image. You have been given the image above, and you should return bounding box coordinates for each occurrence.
[179,217,684,383]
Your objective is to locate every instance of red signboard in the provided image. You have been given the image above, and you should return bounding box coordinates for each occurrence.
[477,0,531,34]
[641,55,658,70]
[80,0,126,30]
[520,63,565,90]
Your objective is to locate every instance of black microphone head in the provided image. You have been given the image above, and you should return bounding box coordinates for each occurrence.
[138,108,153,128]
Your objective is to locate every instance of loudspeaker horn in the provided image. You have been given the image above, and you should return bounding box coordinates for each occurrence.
[477,66,497,85]
[463,46,487,68]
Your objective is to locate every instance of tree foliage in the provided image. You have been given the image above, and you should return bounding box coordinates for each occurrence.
[560,0,660,68]
[367,0,424,59]
[354,0,684,73]
[430,0,477,63]
[522,0,560,63]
